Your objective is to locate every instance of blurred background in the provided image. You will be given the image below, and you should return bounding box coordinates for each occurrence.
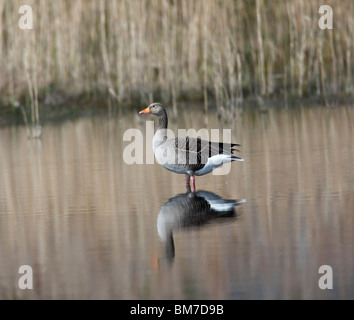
[0,0,353,300]
[0,0,353,121]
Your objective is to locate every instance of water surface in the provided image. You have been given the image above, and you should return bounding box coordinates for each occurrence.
[0,105,353,299]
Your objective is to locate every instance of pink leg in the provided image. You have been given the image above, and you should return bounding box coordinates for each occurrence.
[190,176,196,192]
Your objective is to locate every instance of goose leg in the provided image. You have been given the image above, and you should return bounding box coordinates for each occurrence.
[185,174,190,185]
[190,176,196,192]
[185,174,191,192]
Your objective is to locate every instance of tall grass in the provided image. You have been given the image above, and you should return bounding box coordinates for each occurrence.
[0,0,353,114]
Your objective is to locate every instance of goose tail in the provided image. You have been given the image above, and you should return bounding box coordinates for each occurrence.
[231,155,244,162]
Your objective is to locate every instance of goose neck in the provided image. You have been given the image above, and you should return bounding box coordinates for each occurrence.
[157,110,168,130]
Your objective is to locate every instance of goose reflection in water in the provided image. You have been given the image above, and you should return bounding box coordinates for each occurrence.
[157,190,246,262]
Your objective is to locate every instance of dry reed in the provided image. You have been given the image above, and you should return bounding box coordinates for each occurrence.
[0,0,353,114]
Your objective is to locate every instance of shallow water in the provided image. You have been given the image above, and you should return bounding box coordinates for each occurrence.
[0,105,353,299]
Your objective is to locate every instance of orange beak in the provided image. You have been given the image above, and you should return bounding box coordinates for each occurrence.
[139,107,150,114]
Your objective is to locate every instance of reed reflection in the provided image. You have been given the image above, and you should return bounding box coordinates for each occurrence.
[157,190,246,262]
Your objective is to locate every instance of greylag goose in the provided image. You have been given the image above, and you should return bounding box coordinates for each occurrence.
[157,190,246,259]
[139,102,244,191]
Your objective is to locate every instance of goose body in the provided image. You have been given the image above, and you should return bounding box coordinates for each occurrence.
[139,102,244,191]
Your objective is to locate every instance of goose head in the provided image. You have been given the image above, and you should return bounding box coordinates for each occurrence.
[139,102,166,116]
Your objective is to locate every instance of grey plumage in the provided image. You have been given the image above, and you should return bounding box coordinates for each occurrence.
[157,190,246,260]
[139,102,244,189]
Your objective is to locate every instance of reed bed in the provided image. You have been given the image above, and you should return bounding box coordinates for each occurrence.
[0,0,353,114]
